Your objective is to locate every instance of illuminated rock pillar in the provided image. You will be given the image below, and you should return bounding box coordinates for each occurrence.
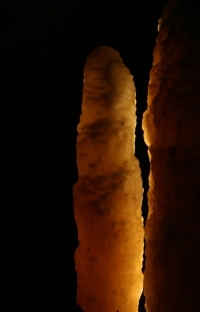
[143,1,200,311]
[73,47,143,312]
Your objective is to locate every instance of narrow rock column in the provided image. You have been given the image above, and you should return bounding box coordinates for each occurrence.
[143,1,200,311]
[73,46,143,312]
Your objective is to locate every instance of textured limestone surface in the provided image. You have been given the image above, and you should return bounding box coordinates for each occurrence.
[73,46,143,312]
[142,1,200,311]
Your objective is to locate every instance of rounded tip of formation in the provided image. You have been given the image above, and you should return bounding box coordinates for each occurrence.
[88,46,121,58]
[85,46,123,70]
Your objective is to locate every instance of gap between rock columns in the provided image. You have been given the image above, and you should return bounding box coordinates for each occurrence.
[73,46,144,312]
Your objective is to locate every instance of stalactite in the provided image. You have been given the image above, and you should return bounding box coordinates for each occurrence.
[73,46,143,312]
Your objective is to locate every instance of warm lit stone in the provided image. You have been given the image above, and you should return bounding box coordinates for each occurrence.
[143,1,200,311]
[73,46,143,312]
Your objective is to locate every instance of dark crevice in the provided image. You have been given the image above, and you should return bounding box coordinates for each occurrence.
[133,74,149,312]
[135,91,149,312]
[139,292,146,312]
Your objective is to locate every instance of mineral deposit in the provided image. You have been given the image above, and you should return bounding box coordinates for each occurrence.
[143,1,200,311]
[73,46,143,312]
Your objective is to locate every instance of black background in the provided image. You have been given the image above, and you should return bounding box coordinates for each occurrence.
[3,1,168,311]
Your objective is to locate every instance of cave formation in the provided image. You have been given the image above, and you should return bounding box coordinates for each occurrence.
[74,0,200,311]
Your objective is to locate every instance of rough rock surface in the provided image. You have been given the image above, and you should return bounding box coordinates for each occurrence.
[143,1,200,311]
[73,46,143,312]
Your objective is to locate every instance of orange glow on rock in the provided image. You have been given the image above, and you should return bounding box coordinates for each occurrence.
[73,46,143,312]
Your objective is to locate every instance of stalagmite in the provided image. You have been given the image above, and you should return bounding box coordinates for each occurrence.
[73,46,143,312]
[143,1,200,311]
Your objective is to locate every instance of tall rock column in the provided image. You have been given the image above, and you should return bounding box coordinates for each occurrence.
[73,46,143,312]
[143,1,200,311]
